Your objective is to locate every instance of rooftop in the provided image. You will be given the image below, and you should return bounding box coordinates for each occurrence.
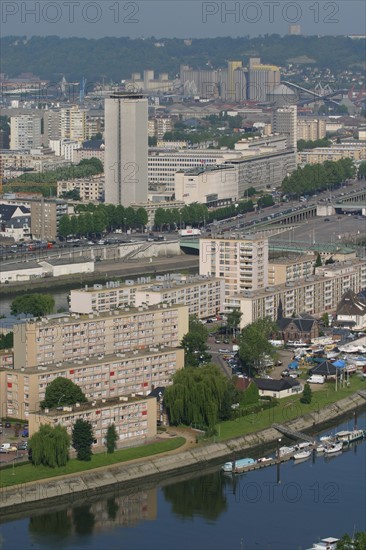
[35,394,154,416]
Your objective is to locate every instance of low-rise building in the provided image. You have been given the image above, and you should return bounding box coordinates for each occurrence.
[2,347,183,418]
[28,395,157,448]
[0,261,46,284]
[70,274,224,319]
[335,289,366,330]
[254,378,302,399]
[40,258,95,277]
[0,204,31,241]
[57,175,104,202]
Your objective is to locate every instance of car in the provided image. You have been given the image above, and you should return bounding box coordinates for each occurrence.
[17,442,28,451]
[324,218,330,222]
[5,422,11,429]
[215,340,221,344]
[219,348,230,353]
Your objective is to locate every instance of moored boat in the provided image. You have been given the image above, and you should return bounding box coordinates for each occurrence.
[316,444,326,453]
[279,445,295,457]
[222,457,256,472]
[324,442,343,454]
[257,456,272,463]
[335,429,366,445]
[293,449,312,460]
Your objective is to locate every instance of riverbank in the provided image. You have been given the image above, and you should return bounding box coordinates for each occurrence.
[0,390,365,516]
[0,255,199,297]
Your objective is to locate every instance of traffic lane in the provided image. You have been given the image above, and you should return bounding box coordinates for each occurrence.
[208,350,232,379]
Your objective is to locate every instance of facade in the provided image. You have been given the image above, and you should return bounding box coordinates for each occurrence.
[28,395,157,447]
[69,274,225,320]
[254,378,302,399]
[248,59,281,102]
[298,144,366,164]
[0,349,13,370]
[277,315,319,343]
[174,165,238,204]
[268,256,315,286]
[297,118,327,141]
[3,347,183,418]
[30,198,68,240]
[0,261,45,284]
[13,303,189,369]
[72,144,105,166]
[49,139,79,160]
[104,93,148,206]
[60,106,87,143]
[39,258,95,277]
[0,204,31,241]
[57,175,104,202]
[335,289,366,330]
[228,259,366,328]
[10,115,41,150]
[199,236,269,296]
[148,149,242,194]
[129,200,184,229]
[148,117,174,139]
[1,148,70,176]
[272,105,297,149]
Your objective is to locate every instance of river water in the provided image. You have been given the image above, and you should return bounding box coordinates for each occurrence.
[0,411,365,550]
[0,291,69,318]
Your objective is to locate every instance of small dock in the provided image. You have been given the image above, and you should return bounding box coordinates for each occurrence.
[229,446,316,474]
[272,423,315,443]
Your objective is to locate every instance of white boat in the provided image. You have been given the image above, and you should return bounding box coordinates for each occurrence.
[324,442,343,454]
[319,435,333,442]
[257,456,272,463]
[293,450,312,460]
[316,444,326,453]
[306,536,340,549]
[279,445,295,456]
[222,457,256,472]
[294,441,313,451]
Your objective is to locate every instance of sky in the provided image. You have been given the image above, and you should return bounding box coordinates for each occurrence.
[2,0,366,39]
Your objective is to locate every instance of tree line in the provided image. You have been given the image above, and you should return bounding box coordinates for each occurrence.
[297,138,331,152]
[281,158,355,197]
[59,203,148,237]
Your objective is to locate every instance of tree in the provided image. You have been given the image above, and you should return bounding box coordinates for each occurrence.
[58,215,72,238]
[358,161,366,179]
[28,424,70,467]
[321,313,329,327]
[106,424,118,454]
[314,253,322,273]
[226,309,242,339]
[336,532,366,549]
[41,377,87,409]
[300,383,312,404]
[0,332,13,349]
[11,294,55,317]
[181,315,211,367]
[239,318,277,375]
[164,364,233,428]
[72,419,94,461]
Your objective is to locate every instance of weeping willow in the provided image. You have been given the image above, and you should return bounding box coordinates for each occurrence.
[29,424,70,468]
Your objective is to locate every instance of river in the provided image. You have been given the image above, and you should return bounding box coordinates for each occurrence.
[0,411,365,550]
[0,290,69,318]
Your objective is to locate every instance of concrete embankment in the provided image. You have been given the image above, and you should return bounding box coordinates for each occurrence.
[0,391,365,516]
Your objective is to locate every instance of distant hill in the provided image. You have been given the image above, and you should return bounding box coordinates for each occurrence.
[1,34,365,83]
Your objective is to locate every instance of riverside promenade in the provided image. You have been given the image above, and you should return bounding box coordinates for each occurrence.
[1,390,365,516]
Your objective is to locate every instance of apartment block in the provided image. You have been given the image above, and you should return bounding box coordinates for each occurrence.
[57,175,104,202]
[69,274,224,320]
[298,144,366,164]
[30,198,68,240]
[28,395,157,447]
[200,236,269,296]
[2,347,183,418]
[297,118,327,141]
[227,259,366,328]
[268,256,315,286]
[13,304,189,369]
[272,105,297,150]
[10,115,42,150]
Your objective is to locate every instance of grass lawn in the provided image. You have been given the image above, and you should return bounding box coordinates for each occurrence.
[216,376,366,441]
[0,437,185,489]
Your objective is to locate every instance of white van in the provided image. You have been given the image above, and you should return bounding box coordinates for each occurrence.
[307,375,325,384]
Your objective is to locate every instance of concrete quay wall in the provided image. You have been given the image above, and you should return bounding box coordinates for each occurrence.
[0,391,365,516]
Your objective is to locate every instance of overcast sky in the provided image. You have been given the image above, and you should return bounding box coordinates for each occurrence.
[2,1,366,39]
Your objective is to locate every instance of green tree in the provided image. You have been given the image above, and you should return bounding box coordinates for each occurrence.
[105,424,118,454]
[226,309,242,339]
[72,419,94,461]
[58,215,72,238]
[239,318,277,375]
[300,383,313,404]
[70,215,79,236]
[135,207,148,230]
[28,424,70,467]
[41,377,87,409]
[358,161,366,179]
[314,253,322,273]
[10,294,55,317]
[241,381,259,407]
[181,315,210,367]
[321,313,329,327]
[165,364,232,428]
[336,532,366,549]
[0,332,13,349]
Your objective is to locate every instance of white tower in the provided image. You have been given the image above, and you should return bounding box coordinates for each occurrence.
[104,92,148,206]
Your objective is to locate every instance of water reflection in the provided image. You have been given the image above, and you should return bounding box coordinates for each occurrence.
[163,472,228,522]
[28,488,157,546]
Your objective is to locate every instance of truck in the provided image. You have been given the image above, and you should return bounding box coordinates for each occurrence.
[307,375,325,384]
[0,443,17,453]
[178,228,201,237]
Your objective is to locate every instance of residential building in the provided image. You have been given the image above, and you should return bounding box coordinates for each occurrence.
[13,303,189,369]
[272,105,297,149]
[335,288,366,330]
[199,235,269,296]
[104,92,148,207]
[0,204,31,241]
[297,118,327,141]
[268,256,315,286]
[30,198,68,240]
[3,346,183,418]
[1,148,70,176]
[69,274,225,320]
[57,175,104,202]
[49,139,80,161]
[148,117,174,139]
[10,115,41,150]
[227,259,366,328]
[72,141,105,166]
[254,378,302,399]
[298,144,366,164]
[175,165,239,204]
[28,395,157,447]
[0,350,13,370]
[129,200,184,229]
[60,106,87,143]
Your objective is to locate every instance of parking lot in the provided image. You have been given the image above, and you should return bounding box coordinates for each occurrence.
[0,423,29,465]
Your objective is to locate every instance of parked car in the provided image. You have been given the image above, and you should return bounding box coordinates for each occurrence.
[0,443,17,453]
[17,441,28,451]
[5,422,11,428]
